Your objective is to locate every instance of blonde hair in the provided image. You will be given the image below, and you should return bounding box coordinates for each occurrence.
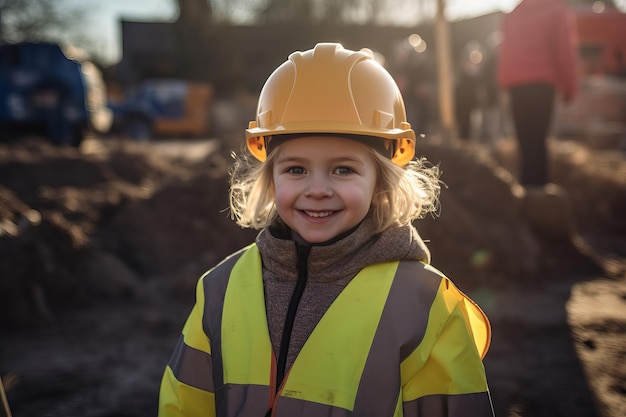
[229,142,440,234]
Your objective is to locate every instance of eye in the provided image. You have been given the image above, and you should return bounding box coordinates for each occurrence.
[287,166,305,175]
[334,166,355,175]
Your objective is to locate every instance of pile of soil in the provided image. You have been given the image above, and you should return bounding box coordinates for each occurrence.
[0,135,624,417]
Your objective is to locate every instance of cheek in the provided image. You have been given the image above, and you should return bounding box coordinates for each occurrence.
[344,185,375,209]
[273,184,294,209]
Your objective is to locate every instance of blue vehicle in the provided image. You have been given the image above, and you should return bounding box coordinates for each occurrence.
[108,78,213,140]
[0,42,111,146]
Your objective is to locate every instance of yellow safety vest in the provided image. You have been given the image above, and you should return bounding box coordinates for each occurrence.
[159,244,493,417]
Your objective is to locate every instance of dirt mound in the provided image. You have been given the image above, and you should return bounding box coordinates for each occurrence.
[0,138,207,327]
[1,136,619,329]
[108,173,257,275]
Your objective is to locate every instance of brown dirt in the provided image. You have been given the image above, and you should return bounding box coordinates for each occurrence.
[0,134,624,417]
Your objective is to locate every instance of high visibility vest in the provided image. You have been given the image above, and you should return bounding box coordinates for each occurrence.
[159,244,493,417]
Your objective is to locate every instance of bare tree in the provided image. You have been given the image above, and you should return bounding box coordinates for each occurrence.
[174,0,214,80]
[1,0,67,43]
[178,0,212,25]
[0,0,109,64]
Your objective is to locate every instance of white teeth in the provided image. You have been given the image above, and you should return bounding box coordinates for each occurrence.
[304,211,333,218]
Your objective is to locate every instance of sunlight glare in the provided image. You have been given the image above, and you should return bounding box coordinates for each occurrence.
[592,1,606,12]
[408,34,427,53]
[469,49,484,65]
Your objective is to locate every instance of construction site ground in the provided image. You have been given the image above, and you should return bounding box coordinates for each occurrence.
[0,133,624,417]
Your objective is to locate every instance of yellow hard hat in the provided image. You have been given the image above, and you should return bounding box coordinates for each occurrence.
[246,43,416,166]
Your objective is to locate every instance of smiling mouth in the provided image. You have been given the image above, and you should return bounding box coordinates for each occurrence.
[303,210,334,218]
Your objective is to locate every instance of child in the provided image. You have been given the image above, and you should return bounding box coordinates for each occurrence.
[158,43,494,417]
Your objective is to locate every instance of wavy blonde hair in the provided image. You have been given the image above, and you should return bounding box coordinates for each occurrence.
[229,142,440,234]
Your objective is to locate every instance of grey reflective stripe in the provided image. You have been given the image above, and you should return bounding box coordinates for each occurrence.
[215,384,272,416]
[275,396,355,416]
[403,392,494,417]
[394,262,442,361]
[168,336,214,392]
[201,247,248,415]
[352,260,441,416]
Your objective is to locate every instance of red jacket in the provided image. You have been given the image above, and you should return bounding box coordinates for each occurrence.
[497,0,579,102]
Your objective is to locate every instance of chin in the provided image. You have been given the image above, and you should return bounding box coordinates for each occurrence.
[293,232,335,244]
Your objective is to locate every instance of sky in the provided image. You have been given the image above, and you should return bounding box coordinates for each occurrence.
[66,0,521,65]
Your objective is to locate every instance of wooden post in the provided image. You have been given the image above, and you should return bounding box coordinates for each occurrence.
[435,0,456,142]
[0,377,11,417]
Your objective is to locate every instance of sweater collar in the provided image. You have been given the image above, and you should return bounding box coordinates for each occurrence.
[256,216,430,283]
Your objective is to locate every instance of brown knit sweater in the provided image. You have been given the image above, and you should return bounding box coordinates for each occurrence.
[256,216,431,371]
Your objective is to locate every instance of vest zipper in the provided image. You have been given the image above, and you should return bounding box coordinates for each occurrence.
[266,242,310,416]
[276,241,310,389]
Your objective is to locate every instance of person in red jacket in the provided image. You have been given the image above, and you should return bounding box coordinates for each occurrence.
[497,0,579,186]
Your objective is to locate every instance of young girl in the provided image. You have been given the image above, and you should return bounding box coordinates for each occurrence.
[159,43,494,417]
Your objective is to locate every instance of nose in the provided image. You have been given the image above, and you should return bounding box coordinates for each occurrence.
[304,174,333,199]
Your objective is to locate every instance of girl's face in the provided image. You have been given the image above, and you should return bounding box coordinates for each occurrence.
[272,136,378,244]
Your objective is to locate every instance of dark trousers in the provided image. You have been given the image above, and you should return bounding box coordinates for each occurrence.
[509,83,555,186]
